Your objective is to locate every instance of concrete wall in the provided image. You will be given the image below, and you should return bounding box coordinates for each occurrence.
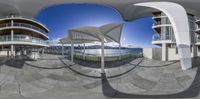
[142,47,198,61]
[168,48,179,61]
[143,48,153,59]
[153,48,162,60]
[0,51,15,56]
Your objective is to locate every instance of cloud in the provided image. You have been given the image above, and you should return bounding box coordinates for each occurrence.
[123,37,126,41]
[48,37,62,46]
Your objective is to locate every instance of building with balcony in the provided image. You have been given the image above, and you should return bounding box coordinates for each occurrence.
[0,14,49,59]
[143,11,198,61]
[195,19,200,48]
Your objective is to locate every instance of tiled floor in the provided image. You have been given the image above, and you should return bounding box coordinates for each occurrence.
[0,54,199,99]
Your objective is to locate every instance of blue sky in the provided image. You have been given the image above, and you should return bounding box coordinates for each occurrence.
[36,4,156,48]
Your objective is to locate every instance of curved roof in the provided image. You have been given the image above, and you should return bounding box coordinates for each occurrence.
[1,0,200,21]
[60,23,123,44]
[68,26,102,42]
[99,23,123,43]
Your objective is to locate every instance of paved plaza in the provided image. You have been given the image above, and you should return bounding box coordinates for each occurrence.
[0,54,199,99]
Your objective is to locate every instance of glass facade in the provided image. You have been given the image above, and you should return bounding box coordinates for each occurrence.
[153,12,196,44]
[0,23,47,35]
[0,35,47,45]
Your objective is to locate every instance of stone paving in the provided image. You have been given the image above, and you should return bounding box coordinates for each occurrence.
[0,54,199,99]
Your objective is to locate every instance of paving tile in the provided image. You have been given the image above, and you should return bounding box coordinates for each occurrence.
[47,74,76,81]
[151,73,183,92]
[131,74,157,90]
[83,80,101,89]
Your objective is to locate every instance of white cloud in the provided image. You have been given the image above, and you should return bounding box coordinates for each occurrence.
[48,37,62,46]
[123,37,126,41]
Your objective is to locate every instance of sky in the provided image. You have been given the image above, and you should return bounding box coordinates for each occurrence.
[36,4,156,48]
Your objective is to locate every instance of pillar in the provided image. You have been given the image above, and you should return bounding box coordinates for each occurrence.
[162,43,168,61]
[71,41,74,63]
[42,48,44,55]
[192,44,197,57]
[62,44,64,56]
[119,43,121,60]
[11,19,14,57]
[135,2,192,70]
[83,43,85,60]
[101,40,105,74]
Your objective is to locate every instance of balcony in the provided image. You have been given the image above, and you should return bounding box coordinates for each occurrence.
[152,34,176,44]
[195,36,200,45]
[0,35,48,46]
[0,23,48,36]
[0,16,48,31]
[152,16,167,22]
[195,28,200,34]
[152,23,172,28]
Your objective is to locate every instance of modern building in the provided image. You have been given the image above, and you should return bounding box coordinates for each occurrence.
[1,0,200,70]
[143,11,198,61]
[0,14,49,59]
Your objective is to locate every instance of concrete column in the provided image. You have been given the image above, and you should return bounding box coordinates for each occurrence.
[71,41,74,63]
[83,43,85,60]
[37,48,39,54]
[11,29,14,57]
[11,19,14,57]
[101,40,105,74]
[62,44,64,56]
[192,44,197,57]
[162,43,168,61]
[119,43,121,60]
[42,48,44,55]
[135,2,192,70]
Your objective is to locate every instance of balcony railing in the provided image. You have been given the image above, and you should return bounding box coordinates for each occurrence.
[0,16,47,28]
[0,35,48,45]
[0,23,47,36]
[152,34,176,42]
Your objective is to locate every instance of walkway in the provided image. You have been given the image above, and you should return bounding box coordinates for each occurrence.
[0,54,198,99]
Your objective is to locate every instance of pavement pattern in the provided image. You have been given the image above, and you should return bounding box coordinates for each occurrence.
[0,54,198,99]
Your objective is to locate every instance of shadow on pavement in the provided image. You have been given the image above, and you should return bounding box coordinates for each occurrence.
[65,56,137,68]
[101,57,200,98]
[2,55,34,69]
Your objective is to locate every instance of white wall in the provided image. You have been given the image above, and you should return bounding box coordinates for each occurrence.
[0,51,15,56]
[143,48,153,59]
[168,48,179,61]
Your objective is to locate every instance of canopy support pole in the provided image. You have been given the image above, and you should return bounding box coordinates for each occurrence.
[62,44,64,56]
[71,41,74,63]
[83,43,86,60]
[119,43,121,60]
[101,40,105,74]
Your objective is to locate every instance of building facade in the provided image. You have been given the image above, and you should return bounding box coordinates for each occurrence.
[143,11,199,61]
[0,14,49,59]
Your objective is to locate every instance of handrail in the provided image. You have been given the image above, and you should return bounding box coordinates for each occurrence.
[152,34,176,42]
[0,16,47,28]
[0,23,47,35]
[0,35,48,45]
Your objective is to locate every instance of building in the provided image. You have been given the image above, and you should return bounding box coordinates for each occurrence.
[143,11,198,61]
[1,0,200,69]
[0,14,49,59]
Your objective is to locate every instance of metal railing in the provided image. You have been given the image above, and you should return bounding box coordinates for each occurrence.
[0,35,48,45]
[152,22,172,26]
[0,23,47,35]
[152,34,176,42]
[0,16,47,28]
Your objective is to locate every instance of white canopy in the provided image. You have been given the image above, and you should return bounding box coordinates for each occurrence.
[60,23,124,74]
[60,23,124,44]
